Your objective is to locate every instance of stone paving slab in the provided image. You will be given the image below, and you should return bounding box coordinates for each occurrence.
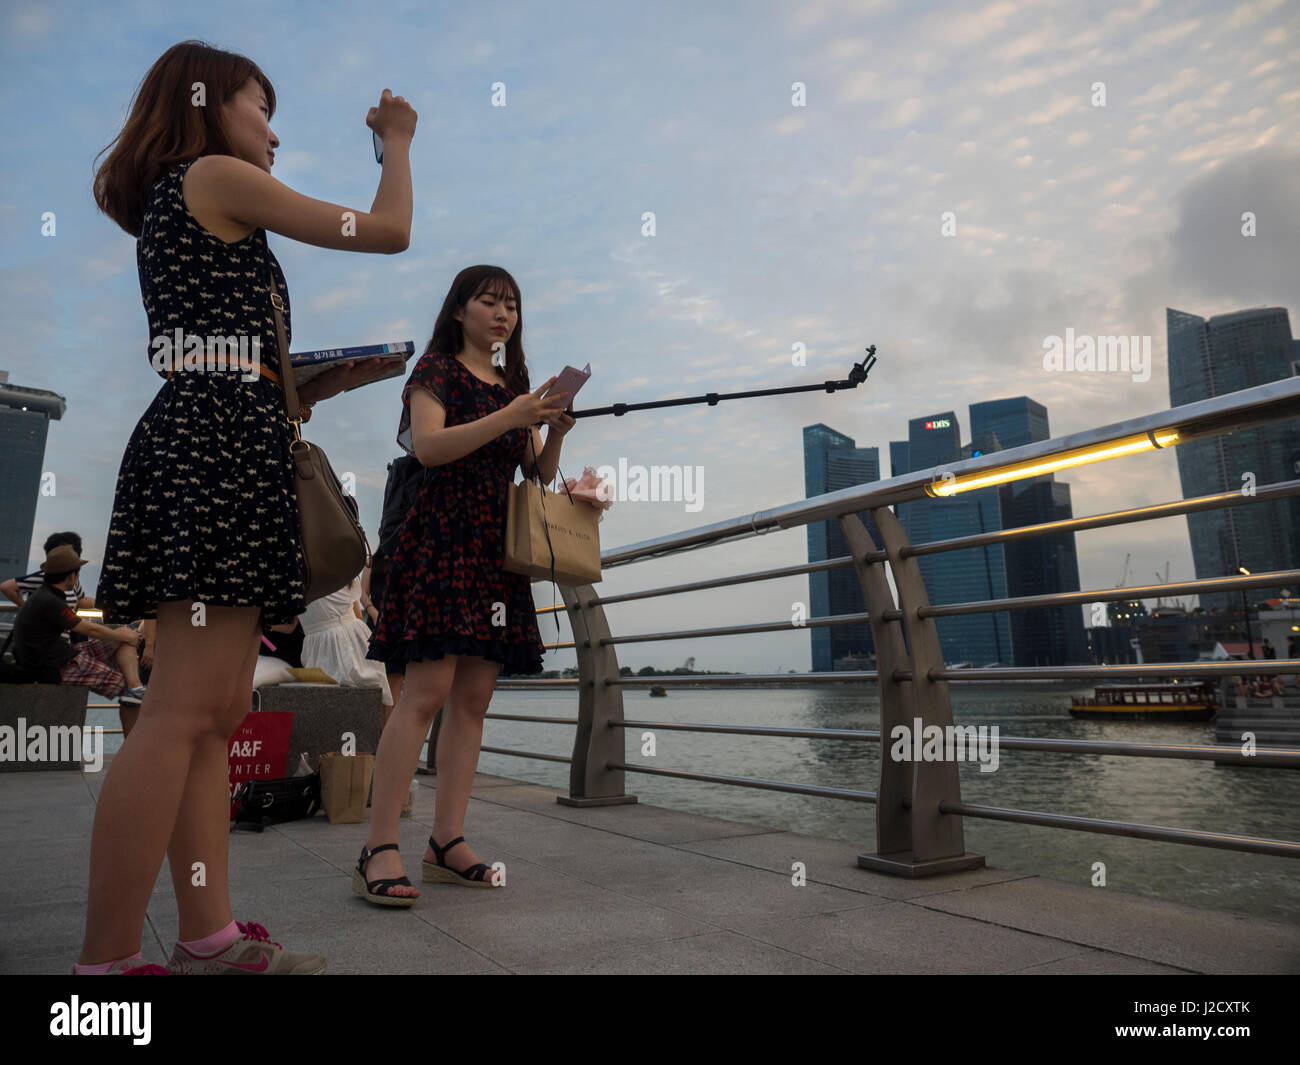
[675,830,1035,900]
[2,763,1294,974]
[913,875,1300,974]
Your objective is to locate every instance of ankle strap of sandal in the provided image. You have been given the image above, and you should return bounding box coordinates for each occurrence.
[429,835,465,858]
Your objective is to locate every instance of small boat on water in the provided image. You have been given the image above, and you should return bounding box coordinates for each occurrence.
[1069,682,1219,721]
[649,685,667,697]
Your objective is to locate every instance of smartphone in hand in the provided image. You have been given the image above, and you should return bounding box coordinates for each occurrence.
[373,129,383,164]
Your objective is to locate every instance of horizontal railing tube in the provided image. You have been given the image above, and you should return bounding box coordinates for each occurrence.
[610,720,1299,765]
[903,479,1300,558]
[605,671,885,685]
[589,557,852,607]
[615,720,881,740]
[598,612,870,646]
[609,761,877,802]
[914,569,1300,619]
[939,800,1300,858]
[480,746,572,764]
[493,678,580,688]
[938,661,1300,680]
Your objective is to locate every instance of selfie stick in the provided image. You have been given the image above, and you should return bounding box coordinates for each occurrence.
[570,346,878,419]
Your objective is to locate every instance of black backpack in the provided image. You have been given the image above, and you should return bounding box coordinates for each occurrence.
[375,455,427,558]
[0,630,55,684]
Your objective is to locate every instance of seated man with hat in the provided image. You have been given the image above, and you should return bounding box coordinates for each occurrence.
[10,545,148,725]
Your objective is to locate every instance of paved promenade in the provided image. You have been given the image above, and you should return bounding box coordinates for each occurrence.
[4,756,1297,975]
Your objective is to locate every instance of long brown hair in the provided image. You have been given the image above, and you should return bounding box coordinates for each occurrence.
[424,266,532,396]
[93,40,276,237]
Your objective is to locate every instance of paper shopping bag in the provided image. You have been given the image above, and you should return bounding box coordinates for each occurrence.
[504,477,602,585]
[319,751,375,824]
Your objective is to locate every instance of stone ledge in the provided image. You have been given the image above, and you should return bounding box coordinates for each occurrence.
[253,684,383,769]
[0,685,89,772]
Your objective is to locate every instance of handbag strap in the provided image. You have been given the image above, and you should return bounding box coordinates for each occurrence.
[265,263,304,433]
[526,429,566,637]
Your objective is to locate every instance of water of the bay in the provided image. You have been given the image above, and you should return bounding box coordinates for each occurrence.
[477,684,1299,925]
[85,683,1299,924]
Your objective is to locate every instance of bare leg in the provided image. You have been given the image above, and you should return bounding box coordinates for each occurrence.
[361,656,456,894]
[111,640,142,689]
[78,601,262,965]
[166,620,262,940]
[119,706,139,738]
[380,671,404,731]
[425,656,500,873]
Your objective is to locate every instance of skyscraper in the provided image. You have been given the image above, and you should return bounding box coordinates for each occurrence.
[0,370,67,577]
[970,397,1088,666]
[891,413,1013,666]
[969,396,1049,452]
[802,425,879,671]
[1167,307,1300,609]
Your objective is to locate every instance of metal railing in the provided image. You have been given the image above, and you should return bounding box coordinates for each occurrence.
[462,375,1300,874]
[20,378,1300,875]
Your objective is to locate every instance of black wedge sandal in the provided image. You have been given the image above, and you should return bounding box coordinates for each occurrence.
[422,835,498,889]
[353,843,418,907]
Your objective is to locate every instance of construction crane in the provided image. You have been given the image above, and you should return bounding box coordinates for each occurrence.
[1115,553,1131,588]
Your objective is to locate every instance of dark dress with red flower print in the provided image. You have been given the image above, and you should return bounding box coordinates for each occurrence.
[365,351,544,676]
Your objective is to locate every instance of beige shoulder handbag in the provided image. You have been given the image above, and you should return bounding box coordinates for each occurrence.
[266,266,371,603]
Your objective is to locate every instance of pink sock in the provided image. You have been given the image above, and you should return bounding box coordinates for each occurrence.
[74,952,142,974]
[179,920,240,955]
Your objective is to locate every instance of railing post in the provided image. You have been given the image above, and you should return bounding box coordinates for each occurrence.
[839,515,912,858]
[557,583,638,807]
[858,506,985,876]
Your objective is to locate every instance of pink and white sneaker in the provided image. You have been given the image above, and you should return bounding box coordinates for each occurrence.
[71,957,170,975]
[166,921,326,975]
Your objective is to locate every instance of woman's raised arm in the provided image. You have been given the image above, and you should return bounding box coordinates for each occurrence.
[185,151,412,253]
[185,88,417,254]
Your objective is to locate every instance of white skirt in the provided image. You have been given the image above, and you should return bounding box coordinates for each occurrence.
[301,616,393,706]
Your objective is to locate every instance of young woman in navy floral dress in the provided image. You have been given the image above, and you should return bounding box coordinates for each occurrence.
[360,266,574,903]
[81,40,416,971]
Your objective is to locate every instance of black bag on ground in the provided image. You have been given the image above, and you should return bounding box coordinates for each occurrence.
[230,771,322,831]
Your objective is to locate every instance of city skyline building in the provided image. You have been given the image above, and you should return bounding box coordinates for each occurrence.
[0,369,67,578]
[892,412,1013,666]
[1167,306,1300,610]
[802,424,879,671]
[970,397,1088,666]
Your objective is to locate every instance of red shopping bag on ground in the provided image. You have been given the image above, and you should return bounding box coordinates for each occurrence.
[227,711,293,820]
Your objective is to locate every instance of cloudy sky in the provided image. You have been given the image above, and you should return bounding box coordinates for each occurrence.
[2,0,1297,673]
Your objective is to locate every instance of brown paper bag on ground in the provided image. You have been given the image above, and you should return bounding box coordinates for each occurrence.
[319,752,375,824]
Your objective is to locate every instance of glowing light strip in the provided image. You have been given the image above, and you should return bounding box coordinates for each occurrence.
[926,430,1180,497]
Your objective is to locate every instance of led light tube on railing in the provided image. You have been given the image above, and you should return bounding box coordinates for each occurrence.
[925,429,1181,498]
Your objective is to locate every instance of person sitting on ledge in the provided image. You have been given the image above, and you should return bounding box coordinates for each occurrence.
[2,530,98,647]
[10,545,148,731]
